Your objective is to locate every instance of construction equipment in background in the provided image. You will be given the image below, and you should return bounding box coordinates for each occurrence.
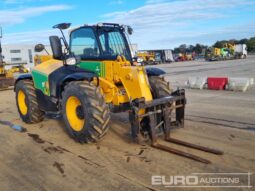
[205,46,228,61]
[223,43,235,55]
[15,23,223,164]
[185,53,193,61]
[0,27,15,89]
[135,49,174,65]
[175,53,185,62]
[205,48,218,61]
[135,51,159,65]
[9,65,29,74]
[205,43,247,61]
[234,44,247,59]
[146,49,174,64]
[175,53,194,62]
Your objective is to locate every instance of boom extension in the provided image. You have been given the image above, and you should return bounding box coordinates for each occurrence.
[129,89,223,164]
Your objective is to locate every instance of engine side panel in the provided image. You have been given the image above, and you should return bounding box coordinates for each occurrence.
[78,61,105,77]
[32,59,63,96]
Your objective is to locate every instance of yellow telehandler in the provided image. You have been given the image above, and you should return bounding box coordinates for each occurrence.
[15,23,222,163]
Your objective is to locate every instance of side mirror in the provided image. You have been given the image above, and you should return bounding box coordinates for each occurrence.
[53,23,71,30]
[127,26,133,35]
[49,36,63,60]
[34,44,45,52]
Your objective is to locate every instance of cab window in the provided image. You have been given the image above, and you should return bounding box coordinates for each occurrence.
[70,28,100,59]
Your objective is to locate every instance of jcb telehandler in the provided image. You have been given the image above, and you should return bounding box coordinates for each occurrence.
[15,23,222,163]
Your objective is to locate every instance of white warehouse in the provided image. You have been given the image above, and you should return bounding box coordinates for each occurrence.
[1,44,52,70]
[2,44,34,69]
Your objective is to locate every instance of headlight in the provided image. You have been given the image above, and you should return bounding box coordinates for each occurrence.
[66,57,76,65]
[137,58,144,63]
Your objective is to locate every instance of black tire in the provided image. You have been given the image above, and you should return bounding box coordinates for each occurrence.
[62,81,110,143]
[148,76,172,131]
[15,80,44,123]
[149,76,172,98]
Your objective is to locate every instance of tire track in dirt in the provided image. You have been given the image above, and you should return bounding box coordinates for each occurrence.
[25,132,157,190]
[186,115,255,131]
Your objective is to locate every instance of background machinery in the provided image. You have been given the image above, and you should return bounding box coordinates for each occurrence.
[205,43,247,61]
[234,44,247,59]
[139,49,174,64]
[15,23,222,163]
[135,51,158,65]
[175,53,194,62]
[0,27,15,89]
[0,27,29,89]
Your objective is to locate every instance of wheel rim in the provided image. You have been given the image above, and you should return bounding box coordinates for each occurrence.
[18,90,28,115]
[66,96,85,131]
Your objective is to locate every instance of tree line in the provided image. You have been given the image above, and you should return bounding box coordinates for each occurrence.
[173,36,255,54]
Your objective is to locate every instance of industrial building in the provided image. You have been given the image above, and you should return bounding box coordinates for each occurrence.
[1,44,52,70]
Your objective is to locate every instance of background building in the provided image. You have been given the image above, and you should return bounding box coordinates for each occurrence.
[2,44,34,69]
[2,44,51,70]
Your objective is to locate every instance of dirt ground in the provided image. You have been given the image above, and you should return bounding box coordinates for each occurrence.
[0,56,255,191]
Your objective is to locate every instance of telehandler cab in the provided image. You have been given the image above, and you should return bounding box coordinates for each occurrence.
[15,23,222,163]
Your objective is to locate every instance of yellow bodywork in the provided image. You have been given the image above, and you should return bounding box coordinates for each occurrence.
[0,64,13,78]
[33,59,63,75]
[213,48,221,56]
[137,52,155,62]
[34,55,153,108]
[1,63,28,78]
[34,55,53,66]
[223,43,235,55]
[9,65,29,74]
[0,65,5,75]
[97,57,153,106]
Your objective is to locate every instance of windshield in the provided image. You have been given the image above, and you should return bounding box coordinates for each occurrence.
[70,27,131,61]
[98,28,131,61]
[70,28,100,59]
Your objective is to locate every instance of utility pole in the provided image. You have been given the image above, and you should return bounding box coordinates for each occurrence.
[0,27,3,65]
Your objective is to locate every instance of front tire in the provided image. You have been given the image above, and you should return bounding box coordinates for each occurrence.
[62,81,110,143]
[148,76,172,130]
[149,76,172,98]
[15,80,44,123]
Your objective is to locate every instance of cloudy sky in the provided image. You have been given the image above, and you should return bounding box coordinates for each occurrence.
[1,0,255,49]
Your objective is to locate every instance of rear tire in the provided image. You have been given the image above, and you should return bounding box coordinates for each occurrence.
[62,81,110,143]
[15,80,44,123]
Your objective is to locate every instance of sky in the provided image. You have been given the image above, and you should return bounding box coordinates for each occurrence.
[0,0,255,49]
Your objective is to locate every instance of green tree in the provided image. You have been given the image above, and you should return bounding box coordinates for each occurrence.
[247,37,255,52]
[238,38,248,44]
[194,44,202,54]
[179,44,187,53]
[188,45,195,53]
[214,41,227,48]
